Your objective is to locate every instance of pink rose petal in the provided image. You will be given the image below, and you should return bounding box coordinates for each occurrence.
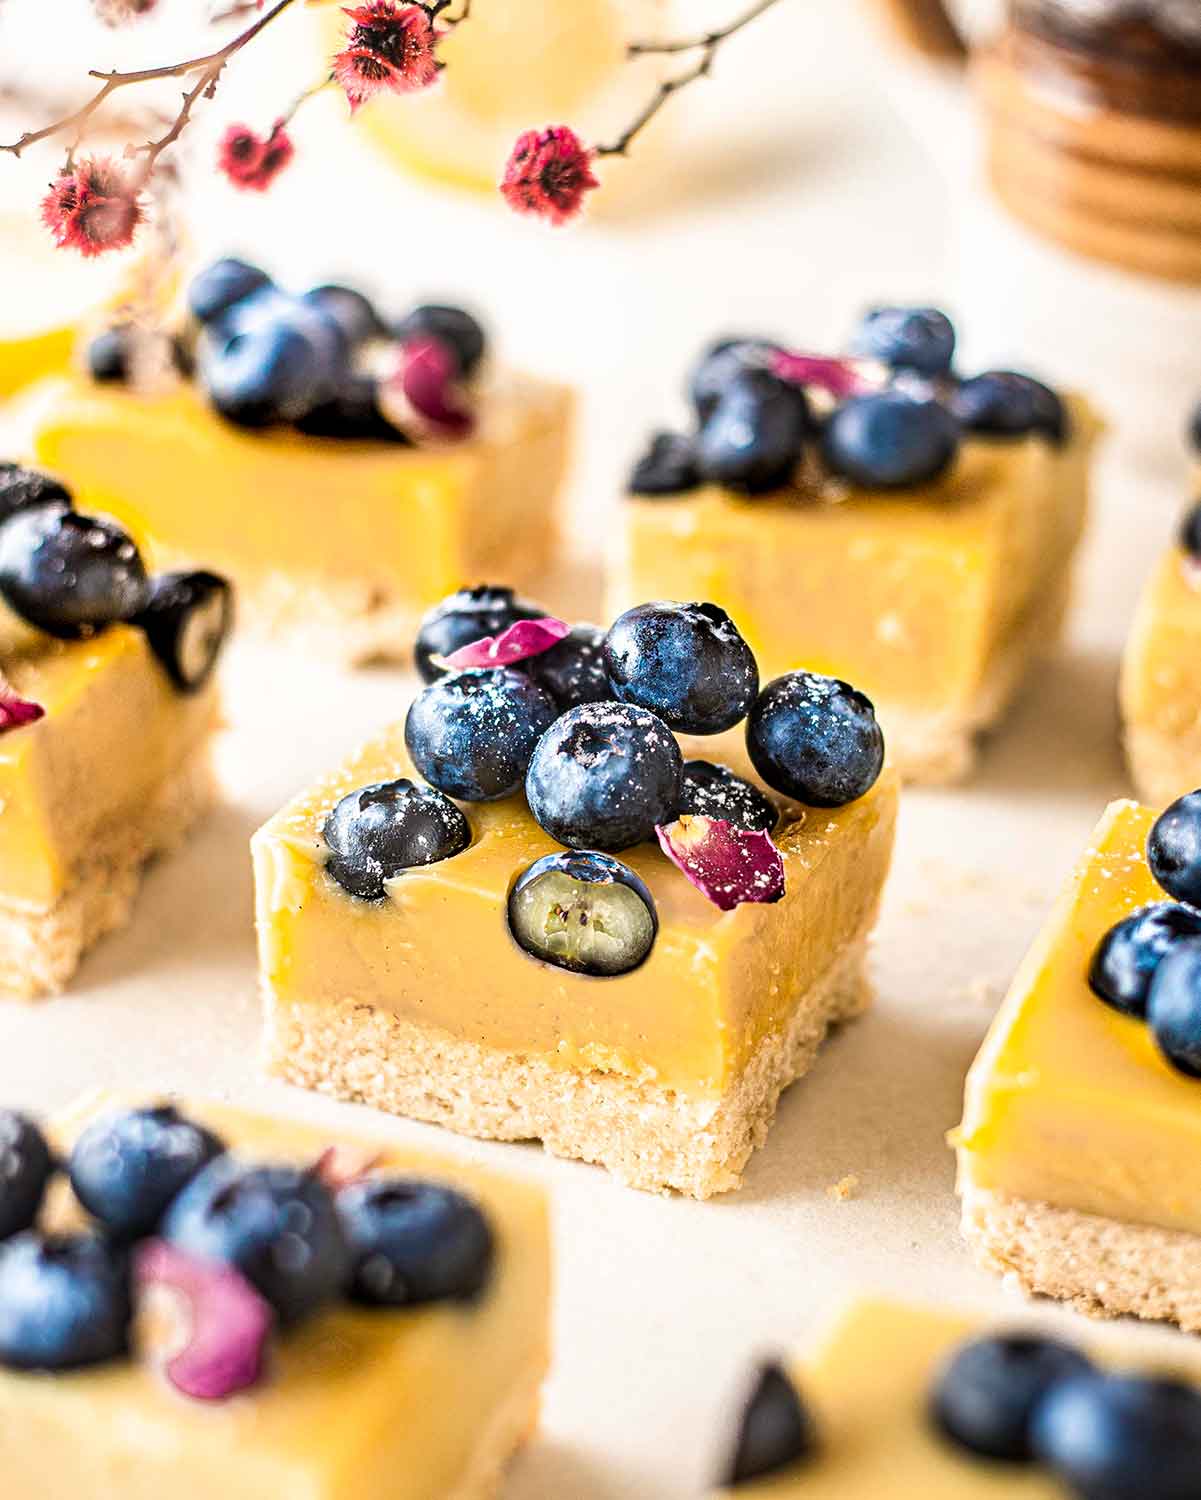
[311,1144,384,1191]
[397,336,476,439]
[773,351,880,400]
[0,695,44,734]
[656,814,785,912]
[135,1239,274,1402]
[440,616,569,671]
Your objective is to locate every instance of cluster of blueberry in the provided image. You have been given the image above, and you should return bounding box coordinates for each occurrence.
[0,1103,494,1382]
[1089,789,1201,1077]
[323,585,885,978]
[629,305,1068,498]
[88,255,486,443]
[725,1328,1201,1496]
[0,463,231,693]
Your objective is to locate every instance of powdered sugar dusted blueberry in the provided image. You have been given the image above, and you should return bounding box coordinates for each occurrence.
[324,777,471,900]
[527,624,611,710]
[405,668,558,802]
[677,760,778,832]
[414,585,542,683]
[747,672,884,807]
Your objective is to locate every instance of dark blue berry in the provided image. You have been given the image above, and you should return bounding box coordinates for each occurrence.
[337,1177,494,1306]
[678,760,777,832]
[323,778,471,900]
[525,701,682,851]
[0,1233,131,1371]
[628,431,701,497]
[393,304,486,378]
[688,336,782,423]
[1088,901,1201,1017]
[747,672,884,807]
[1147,937,1201,1077]
[1148,790,1201,907]
[86,325,133,384]
[508,850,658,976]
[187,258,272,326]
[294,376,411,443]
[301,283,386,346]
[133,570,233,692]
[822,391,959,488]
[527,624,610,710]
[850,305,956,376]
[405,668,558,802]
[1179,501,1201,559]
[950,371,1068,445]
[1187,399,1201,456]
[931,1334,1094,1461]
[697,368,809,494]
[1032,1372,1201,1500]
[0,1112,54,1243]
[0,464,72,527]
[414,585,542,684]
[163,1157,350,1325]
[67,1105,226,1242]
[721,1362,818,1486]
[0,504,148,639]
[604,601,759,735]
[202,324,328,429]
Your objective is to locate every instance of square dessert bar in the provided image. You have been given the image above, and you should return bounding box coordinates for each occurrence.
[0,1093,549,1500]
[254,729,897,1199]
[955,798,1201,1331]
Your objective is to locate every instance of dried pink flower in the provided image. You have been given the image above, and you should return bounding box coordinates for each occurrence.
[217,120,295,192]
[501,125,599,225]
[40,156,143,259]
[441,617,570,671]
[656,815,785,912]
[333,2,440,112]
[0,695,44,734]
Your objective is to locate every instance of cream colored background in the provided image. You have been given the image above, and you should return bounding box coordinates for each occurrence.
[2,1,1201,1494]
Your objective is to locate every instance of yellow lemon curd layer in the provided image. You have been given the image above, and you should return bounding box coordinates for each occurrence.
[611,401,1098,720]
[956,799,1201,1235]
[252,728,897,1098]
[0,625,218,908]
[713,1298,1201,1497]
[0,1093,550,1500]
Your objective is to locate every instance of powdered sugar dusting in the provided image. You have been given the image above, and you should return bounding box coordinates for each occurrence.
[656,814,786,911]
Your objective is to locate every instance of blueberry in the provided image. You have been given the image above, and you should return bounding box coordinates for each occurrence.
[1188,399,1201,456]
[746,672,884,807]
[950,371,1068,445]
[163,1157,350,1325]
[1147,937,1201,1077]
[822,391,959,488]
[696,368,809,495]
[1032,1372,1201,1500]
[0,1232,131,1370]
[323,777,471,900]
[301,283,386,346]
[1088,901,1201,1017]
[1179,501,1201,559]
[850,305,956,376]
[508,849,658,976]
[0,504,148,639]
[0,464,72,527]
[688,336,782,423]
[605,601,759,735]
[1148,790,1201,907]
[414,585,543,684]
[294,375,411,443]
[628,431,701,497]
[86,325,133,384]
[202,324,328,429]
[0,1112,54,1243]
[677,760,778,833]
[67,1105,226,1242]
[720,1361,818,1486]
[931,1333,1094,1462]
[393,304,486,378]
[337,1177,494,1306]
[133,570,233,692]
[187,257,273,326]
[525,701,682,851]
[405,668,558,802]
[526,623,610,710]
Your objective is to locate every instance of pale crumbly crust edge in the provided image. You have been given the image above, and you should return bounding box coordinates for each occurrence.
[960,1180,1201,1334]
[0,743,217,1002]
[1124,722,1201,810]
[263,935,873,1200]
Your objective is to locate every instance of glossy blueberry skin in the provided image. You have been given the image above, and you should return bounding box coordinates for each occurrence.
[86,326,133,384]
[747,672,884,808]
[950,371,1068,445]
[525,701,683,851]
[850,305,956,376]
[134,570,234,692]
[527,624,611,710]
[295,375,411,443]
[301,283,386,346]
[67,1105,226,1242]
[202,323,329,429]
[0,464,72,527]
[393,304,486,378]
[405,668,559,802]
[822,391,959,488]
[605,601,759,735]
[678,760,778,833]
[0,1233,131,1371]
[1179,501,1201,559]
[628,431,701,497]
[697,368,809,495]
[163,1157,350,1325]
[1087,901,1201,1017]
[187,257,272,326]
[689,336,782,423]
[0,1112,55,1243]
[1147,937,1201,1078]
[1148,790,1201,907]
[722,1362,818,1486]
[337,1177,494,1307]
[0,504,148,639]
[931,1334,1094,1462]
[323,777,471,900]
[507,849,658,976]
[1032,1372,1201,1500]
[414,585,543,684]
